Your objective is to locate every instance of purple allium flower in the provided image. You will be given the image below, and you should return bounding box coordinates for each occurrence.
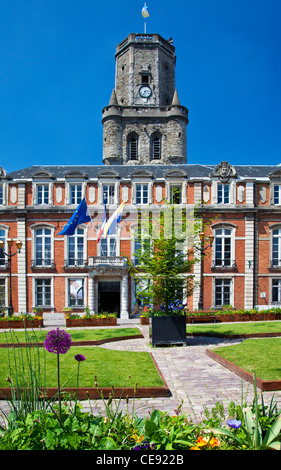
[75,354,86,362]
[44,328,72,354]
[227,418,242,429]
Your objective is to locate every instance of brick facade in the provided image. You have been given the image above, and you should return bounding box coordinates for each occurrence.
[0,33,280,318]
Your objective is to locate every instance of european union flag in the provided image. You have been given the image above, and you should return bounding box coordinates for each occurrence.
[58,198,92,236]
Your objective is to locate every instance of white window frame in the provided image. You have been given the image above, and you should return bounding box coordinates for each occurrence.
[213,277,233,308]
[271,227,281,267]
[272,278,281,304]
[34,277,53,308]
[136,183,149,205]
[65,226,87,266]
[36,184,49,205]
[0,224,9,267]
[273,185,281,205]
[66,277,87,308]
[0,277,7,309]
[31,224,55,268]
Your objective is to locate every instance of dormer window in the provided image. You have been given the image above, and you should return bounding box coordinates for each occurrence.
[217,183,230,204]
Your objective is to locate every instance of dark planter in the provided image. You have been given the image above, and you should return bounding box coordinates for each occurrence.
[151,314,186,347]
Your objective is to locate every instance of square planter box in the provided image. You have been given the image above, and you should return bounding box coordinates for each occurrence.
[151,314,186,347]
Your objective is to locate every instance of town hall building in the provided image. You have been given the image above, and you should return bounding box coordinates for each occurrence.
[0,32,281,318]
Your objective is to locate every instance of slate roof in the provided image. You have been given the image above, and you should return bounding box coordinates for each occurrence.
[6,163,281,181]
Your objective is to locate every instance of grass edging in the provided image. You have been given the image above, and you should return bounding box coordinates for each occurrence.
[0,352,171,400]
[206,348,281,391]
[0,333,144,348]
[187,332,281,339]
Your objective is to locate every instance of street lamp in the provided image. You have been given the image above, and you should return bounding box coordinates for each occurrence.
[198,232,214,311]
[0,238,23,317]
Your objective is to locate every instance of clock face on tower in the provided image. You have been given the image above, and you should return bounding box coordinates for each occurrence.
[139,85,152,98]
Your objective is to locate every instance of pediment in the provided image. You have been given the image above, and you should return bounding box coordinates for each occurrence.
[164,169,187,178]
[210,161,237,182]
[65,169,88,179]
[32,169,55,179]
[131,169,154,178]
[98,169,120,178]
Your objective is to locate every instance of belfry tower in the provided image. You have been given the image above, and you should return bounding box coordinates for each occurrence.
[102,33,189,165]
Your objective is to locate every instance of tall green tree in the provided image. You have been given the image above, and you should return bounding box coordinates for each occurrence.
[128,206,207,314]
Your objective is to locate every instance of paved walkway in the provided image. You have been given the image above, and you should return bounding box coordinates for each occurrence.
[81,323,281,421]
[2,320,281,423]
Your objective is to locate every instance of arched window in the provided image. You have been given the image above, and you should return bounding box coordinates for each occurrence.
[128,133,138,161]
[214,228,233,267]
[152,135,161,160]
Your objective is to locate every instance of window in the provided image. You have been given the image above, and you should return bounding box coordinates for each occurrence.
[133,238,150,265]
[100,237,117,257]
[217,184,230,204]
[136,184,148,204]
[35,279,51,307]
[128,134,138,160]
[102,184,115,205]
[215,278,231,307]
[35,228,52,266]
[0,186,3,205]
[141,74,149,84]
[70,184,82,204]
[272,229,281,267]
[274,185,281,205]
[0,278,5,309]
[152,136,161,160]
[0,229,6,266]
[214,228,232,267]
[170,185,182,204]
[68,279,84,307]
[36,185,49,205]
[272,279,281,303]
[68,228,85,266]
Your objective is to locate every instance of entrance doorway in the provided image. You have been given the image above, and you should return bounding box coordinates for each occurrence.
[98,281,120,317]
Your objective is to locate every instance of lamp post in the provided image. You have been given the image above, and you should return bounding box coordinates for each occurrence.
[198,232,214,311]
[0,238,22,317]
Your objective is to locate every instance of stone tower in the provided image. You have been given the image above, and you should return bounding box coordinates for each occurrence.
[102,33,189,165]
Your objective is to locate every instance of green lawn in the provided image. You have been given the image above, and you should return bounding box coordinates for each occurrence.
[0,327,141,344]
[0,346,164,388]
[187,321,281,336]
[211,338,281,382]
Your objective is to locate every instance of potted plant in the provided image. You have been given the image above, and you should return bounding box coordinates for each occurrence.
[62,306,72,319]
[127,206,205,346]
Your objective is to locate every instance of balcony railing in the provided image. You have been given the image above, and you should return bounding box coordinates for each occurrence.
[64,259,88,268]
[88,256,127,267]
[212,259,236,268]
[31,259,55,268]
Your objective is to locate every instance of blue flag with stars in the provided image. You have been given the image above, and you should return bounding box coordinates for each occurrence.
[58,198,92,236]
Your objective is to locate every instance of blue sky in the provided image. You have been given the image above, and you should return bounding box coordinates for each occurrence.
[0,0,280,173]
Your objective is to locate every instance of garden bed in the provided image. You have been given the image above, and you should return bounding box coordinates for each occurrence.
[206,348,281,391]
[0,352,170,400]
[186,311,281,323]
[66,317,117,327]
[0,319,43,329]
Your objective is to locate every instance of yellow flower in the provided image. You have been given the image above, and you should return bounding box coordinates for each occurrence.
[190,446,200,450]
[196,436,209,447]
[210,437,221,448]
